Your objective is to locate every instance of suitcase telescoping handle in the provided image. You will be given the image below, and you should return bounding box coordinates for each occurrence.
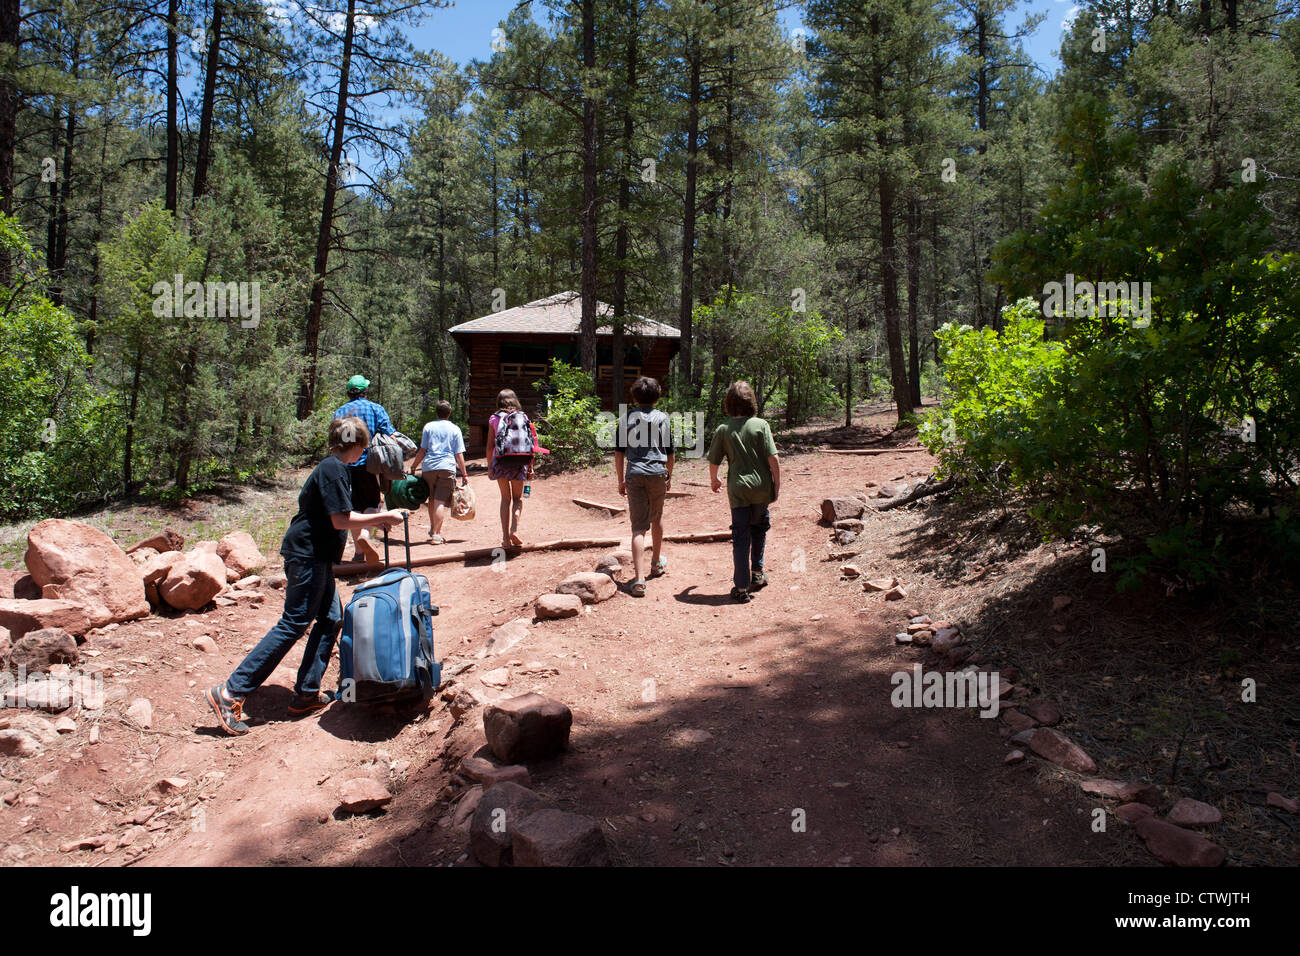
[380,512,412,571]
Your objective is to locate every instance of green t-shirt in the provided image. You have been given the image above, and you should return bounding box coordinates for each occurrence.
[708,416,777,509]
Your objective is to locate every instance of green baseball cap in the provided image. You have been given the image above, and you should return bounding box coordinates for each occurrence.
[347,374,370,392]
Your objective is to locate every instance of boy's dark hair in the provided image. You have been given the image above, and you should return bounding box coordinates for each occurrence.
[495,389,521,412]
[436,400,453,420]
[630,376,661,405]
[724,381,758,418]
[329,416,370,453]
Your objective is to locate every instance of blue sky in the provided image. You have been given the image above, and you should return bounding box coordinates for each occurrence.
[406,0,1081,74]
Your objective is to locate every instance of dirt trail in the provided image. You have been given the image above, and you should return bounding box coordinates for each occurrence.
[1,404,1131,867]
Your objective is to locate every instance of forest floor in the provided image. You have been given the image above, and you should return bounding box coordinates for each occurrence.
[1,400,1295,867]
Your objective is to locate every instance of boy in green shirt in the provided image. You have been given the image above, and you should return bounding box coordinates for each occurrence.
[708,381,781,602]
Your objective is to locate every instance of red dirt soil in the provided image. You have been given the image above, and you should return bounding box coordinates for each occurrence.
[0,405,1136,867]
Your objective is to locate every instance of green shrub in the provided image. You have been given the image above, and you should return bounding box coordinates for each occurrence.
[533,360,602,472]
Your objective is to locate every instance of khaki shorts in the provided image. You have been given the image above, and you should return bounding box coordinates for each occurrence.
[422,469,456,504]
[625,473,667,534]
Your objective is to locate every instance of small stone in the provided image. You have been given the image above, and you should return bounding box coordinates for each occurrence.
[53,716,76,734]
[451,785,485,831]
[460,755,532,789]
[832,519,865,533]
[1266,792,1298,814]
[480,667,510,688]
[1001,708,1037,733]
[483,693,572,763]
[1027,728,1096,774]
[1133,816,1225,867]
[512,809,609,867]
[155,777,188,794]
[470,782,548,867]
[483,618,531,656]
[894,632,912,645]
[1116,802,1155,824]
[863,577,895,593]
[338,778,392,814]
[555,572,617,604]
[125,698,153,728]
[1004,750,1025,765]
[88,724,100,744]
[1051,595,1072,613]
[840,564,861,578]
[192,635,218,654]
[820,497,866,523]
[884,585,907,601]
[535,594,582,620]
[1167,798,1222,828]
[1020,699,1062,726]
[0,730,41,757]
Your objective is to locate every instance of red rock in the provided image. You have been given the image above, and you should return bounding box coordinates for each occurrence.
[461,755,532,788]
[24,519,148,627]
[125,698,153,728]
[1167,798,1221,828]
[840,564,862,578]
[127,530,183,554]
[932,629,963,656]
[158,549,227,611]
[337,778,392,814]
[192,635,218,654]
[0,597,92,639]
[1004,749,1025,765]
[217,531,265,578]
[535,593,582,620]
[451,785,485,830]
[7,627,78,673]
[864,577,895,593]
[1134,816,1225,867]
[483,693,572,763]
[0,729,42,757]
[1116,802,1155,824]
[470,782,548,867]
[1020,699,1062,726]
[884,585,907,601]
[1080,778,1156,803]
[820,497,866,523]
[1051,595,1072,613]
[594,551,632,580]
[1267,792,1297,814]
[1027,728,1097,774]
[1001,708,1037,733]
[512,809,609,867]
[555,572,617,604]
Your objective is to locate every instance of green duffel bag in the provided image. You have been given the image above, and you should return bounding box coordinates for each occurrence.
[386,474,430,511]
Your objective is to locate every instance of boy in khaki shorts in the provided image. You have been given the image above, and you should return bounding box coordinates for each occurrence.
[615,377,674,597]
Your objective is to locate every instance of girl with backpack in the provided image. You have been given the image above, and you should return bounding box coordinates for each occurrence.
[487,389,536,548]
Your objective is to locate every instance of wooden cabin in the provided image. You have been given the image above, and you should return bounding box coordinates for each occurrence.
[449,291,682,456]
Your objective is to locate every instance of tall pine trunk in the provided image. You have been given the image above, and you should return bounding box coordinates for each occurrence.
[906,198,921,409]
[297,0,356,420]
[192,0,224,203]
[678,39,701,398]
[578,0,598,374]
[165,0,178,213]
[0,0,19,219]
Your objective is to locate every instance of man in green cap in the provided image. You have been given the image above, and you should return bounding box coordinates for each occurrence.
[333,375,395,563]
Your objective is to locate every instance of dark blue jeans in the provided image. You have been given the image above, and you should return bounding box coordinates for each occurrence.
[226,557,342,698]
[730,504,771,591]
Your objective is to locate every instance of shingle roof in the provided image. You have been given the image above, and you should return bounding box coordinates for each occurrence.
[448,291,680,338]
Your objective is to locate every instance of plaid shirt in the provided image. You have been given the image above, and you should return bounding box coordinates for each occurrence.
[333,397,393,466]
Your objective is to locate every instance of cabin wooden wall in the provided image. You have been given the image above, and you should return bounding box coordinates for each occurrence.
[457,332,678,456]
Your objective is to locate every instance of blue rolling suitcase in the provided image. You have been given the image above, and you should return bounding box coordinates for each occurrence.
[339,514,440,703]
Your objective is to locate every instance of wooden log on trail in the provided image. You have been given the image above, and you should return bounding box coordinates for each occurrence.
[819,446,931,455]
[572,496,626,514]
[333,530,733,576]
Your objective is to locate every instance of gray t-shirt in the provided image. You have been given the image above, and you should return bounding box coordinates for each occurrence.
[616,406,671,477]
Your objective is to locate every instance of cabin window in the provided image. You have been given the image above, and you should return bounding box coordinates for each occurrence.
[499,342,549,381]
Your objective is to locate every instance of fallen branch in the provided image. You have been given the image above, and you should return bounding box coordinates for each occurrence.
[334,530,733,576]
[875,476,957,511]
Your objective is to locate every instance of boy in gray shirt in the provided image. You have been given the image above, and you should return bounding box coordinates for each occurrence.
[615,377,674,596]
